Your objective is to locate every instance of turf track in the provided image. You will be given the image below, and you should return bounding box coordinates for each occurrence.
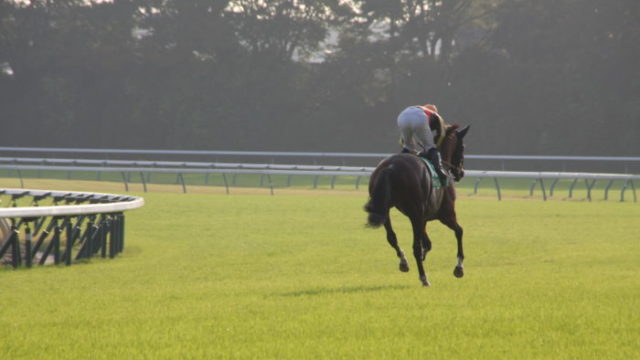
[0,179,639,359]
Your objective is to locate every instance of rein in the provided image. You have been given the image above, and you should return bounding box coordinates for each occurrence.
[442,160,463,177]
[439,128,463,178]
[442,160,456,171]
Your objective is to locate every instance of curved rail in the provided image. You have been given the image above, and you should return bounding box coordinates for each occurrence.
[0,189,143,217]
[0,189,144,269]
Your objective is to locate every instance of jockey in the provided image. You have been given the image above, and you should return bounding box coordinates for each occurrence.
[397,104,448,183]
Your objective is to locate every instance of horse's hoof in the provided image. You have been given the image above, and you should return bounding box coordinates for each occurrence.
[453,265,464,278]
[399,262,410,272]
[420,276,431,287]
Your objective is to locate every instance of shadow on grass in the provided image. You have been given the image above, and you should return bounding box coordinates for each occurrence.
[278,284,411,297]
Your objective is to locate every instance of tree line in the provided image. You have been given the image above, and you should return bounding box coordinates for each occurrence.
[1,0,638,156]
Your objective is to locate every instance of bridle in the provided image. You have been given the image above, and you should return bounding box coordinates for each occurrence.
[443,158,464,182]
[441,130,465,182]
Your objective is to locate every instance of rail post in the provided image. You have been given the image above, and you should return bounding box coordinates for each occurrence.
[38,218,56,265]
[121,172,129,192]
[620,179,637,202]
[473,178,482,195]
[51,221,61,265]
[539,178,547,201]
[25,224,32,268]
[267,174,274,196]
[99,218,107,258]
[140,172,148,193]
[529,179,537,197]
[64,220,73,265]
[77,217,94,260]
[17,168,24,189]
[109,215,116,258]
[568,178,578,198]
[177,173,187,193]
[10,225,20,268]
[0,222,20,268]
[222,173,230,194]
[119,214,125,254]
[493,177,502,201]
[549,178,560,197]
[585,179,596,202]
[604,179,614,200]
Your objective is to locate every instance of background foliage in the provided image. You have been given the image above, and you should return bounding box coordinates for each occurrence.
[1,0,638,155]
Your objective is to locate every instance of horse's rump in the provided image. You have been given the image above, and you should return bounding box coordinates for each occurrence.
[365,154,444,225]
[364,163,394,227]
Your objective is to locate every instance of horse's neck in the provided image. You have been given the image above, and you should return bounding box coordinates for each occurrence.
[439,142,454,164]
[439,140,457,170]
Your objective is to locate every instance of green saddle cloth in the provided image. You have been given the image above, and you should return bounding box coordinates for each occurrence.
[418,156,445,188]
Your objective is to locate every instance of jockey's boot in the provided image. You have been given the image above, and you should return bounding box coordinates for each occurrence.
[401,147,411,154]
[420,148,448,185]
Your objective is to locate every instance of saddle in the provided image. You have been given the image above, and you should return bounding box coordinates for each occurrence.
[417,156,447,220]
[417,157,448,188]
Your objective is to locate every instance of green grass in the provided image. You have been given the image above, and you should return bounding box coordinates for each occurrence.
[1,182,639,359]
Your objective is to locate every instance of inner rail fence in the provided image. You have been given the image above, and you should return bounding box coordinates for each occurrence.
[0,156,638,202]
[0,188,144,269]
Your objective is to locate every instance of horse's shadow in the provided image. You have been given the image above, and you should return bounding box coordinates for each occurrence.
[277,284,410,297]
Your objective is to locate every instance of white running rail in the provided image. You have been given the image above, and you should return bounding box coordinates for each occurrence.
[0,159,638,201]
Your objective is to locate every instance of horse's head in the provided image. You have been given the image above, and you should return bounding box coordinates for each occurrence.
[440,124,470,182]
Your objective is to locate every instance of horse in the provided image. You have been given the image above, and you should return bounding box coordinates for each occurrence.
[364,124,470,286]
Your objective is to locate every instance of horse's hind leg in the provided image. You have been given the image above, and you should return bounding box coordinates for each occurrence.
[411,217,430,286]
[421,222,432,261]
[441,217,464,278]
[384,219,409,272]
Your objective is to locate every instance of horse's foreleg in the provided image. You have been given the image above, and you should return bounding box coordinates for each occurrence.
[384,219,409,272]
[411,218,430,286]
[442,218,464,278]
[453,225,464,278]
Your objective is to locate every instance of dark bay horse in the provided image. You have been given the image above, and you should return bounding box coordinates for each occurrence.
[364,124,470,286]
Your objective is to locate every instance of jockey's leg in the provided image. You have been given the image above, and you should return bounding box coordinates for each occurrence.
[398,128,418,154]
[397,107,427,154]
[420,148,448,185]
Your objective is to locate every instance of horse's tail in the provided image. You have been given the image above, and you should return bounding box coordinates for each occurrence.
[364,165,393,228]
